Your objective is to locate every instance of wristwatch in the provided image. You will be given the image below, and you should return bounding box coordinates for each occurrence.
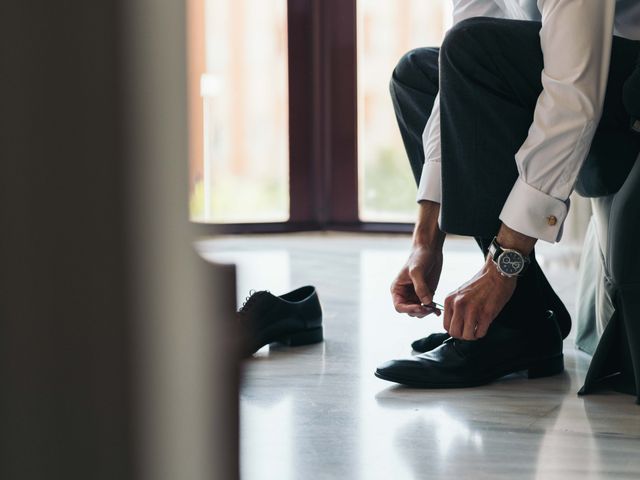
[488,237,530,278]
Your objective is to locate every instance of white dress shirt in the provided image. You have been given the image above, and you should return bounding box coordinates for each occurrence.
[417,0,640,242]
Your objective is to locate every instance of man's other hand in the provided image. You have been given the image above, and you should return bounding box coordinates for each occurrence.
[391,244,443,318]
[443,256,517,340]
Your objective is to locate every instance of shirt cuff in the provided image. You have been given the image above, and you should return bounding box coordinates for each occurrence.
[416,161,442,204]
[499,178,569,243]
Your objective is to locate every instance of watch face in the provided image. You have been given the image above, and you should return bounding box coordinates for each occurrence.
[498,251,524,276]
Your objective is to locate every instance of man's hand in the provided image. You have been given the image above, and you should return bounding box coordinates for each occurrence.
[443,255,517,340]
[442,222,536,340]
[391,245,443,317]
[391,200,445,317]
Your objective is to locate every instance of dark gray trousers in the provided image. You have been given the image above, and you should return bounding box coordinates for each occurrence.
[390,17,640,331]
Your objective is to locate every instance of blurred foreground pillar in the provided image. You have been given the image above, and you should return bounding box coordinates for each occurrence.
[0,1,239,479]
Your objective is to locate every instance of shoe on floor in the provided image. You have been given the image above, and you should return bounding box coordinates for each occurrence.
[376,311,563,388]
[238,285,323,356]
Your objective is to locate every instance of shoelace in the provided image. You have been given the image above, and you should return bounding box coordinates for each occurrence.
[443,336,474,357]
[237,290,269,315]
[421,301,445,312]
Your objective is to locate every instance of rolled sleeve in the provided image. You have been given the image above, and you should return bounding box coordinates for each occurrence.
[499,177,569,243]
[416,161,442,204]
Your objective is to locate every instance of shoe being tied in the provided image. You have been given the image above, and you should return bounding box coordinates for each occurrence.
[411,332,450,353]
[238,285,323,356]
[376,311,563,388]
[410,306,569,354]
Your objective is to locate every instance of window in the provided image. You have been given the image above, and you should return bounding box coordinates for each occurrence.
[189,0,453,230]
[190,0,290,223]
[357,0,451,222]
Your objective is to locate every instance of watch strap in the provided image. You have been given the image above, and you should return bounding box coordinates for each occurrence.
[488,238,502,263]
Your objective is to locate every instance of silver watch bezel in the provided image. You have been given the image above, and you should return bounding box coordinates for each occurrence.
[489,237,530,278]
[495,248,526,277]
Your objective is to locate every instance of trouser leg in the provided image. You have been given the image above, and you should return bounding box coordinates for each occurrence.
[438,18,544,236]
[389,47,440,186]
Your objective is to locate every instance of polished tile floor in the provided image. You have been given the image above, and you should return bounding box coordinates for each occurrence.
[199,233,640,480]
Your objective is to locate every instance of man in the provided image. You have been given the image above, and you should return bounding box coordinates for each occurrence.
[375,0,640,388]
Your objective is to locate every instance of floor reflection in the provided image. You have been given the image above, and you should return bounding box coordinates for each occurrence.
[199,233,640,480]
[374,371,572,479]
[241,396,294,480]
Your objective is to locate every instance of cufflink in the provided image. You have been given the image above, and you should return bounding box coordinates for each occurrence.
[547,215,557,226]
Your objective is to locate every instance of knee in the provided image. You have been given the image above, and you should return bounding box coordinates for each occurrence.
[440,17,498,68]
[392,49,423,83]
[389,48,438,94]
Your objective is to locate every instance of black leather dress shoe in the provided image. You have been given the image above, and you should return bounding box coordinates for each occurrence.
[410,307,569,353]
[411,332,450,353]
[376,311,563,388]
[238,285,323,356]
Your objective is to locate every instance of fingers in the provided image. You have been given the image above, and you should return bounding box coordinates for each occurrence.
[443,295,453,333]
[444,295,493,340]
[393,301,426,315]
[391,263,441,318]
[394,302,436,318]
[475,311,492,338]
[408,266,433,306]
[391,278,422,315]
[439,261,514,339]
[392,283,439,319]
[419,304,441,317]
[461,307,478,340]
[445,294,476,340]
[449,306,464,339]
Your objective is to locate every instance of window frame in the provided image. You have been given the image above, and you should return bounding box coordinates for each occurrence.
[190,0,414,235]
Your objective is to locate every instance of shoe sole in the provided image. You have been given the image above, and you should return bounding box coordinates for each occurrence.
[374,353,564,388]
[272,326,324,347]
